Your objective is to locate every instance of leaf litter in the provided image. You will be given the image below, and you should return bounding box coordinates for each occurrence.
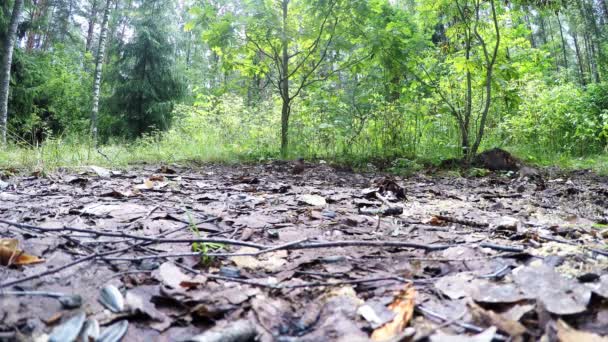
[0,162,607,341]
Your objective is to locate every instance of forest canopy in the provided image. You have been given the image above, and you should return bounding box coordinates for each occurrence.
[0,0,607,167]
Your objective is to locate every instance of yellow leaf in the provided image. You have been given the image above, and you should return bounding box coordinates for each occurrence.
[0,238,45,266]
[371,283,416,341]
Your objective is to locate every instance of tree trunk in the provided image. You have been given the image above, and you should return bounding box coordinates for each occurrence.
[556,13,568,70]
[90,0,113,145]
[572,30,586,85]
[280,0,290,157]
[471,0,500,158]
[601,0,608,22]
[0,0,24,145]
[85,0,99,53]
[524,10,535,48]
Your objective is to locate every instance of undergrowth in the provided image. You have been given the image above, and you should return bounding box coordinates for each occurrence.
[0,132,606,176]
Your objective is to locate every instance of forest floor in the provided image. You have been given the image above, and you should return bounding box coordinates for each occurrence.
[0,161,607,341]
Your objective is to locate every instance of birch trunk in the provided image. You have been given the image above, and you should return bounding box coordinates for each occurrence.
[90,0,113,144]
[0,0,24,145]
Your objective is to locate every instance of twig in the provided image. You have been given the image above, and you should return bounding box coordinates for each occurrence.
[0,245,133,289]
[178,260,424,289]
[104,270,152,282]
[0,217,207,289]
[435,215,489,228]
[0,218,263,249]
[283,240,451,252]
[479,242,524,253]
[207,238,310,257]
[1,219,454,254]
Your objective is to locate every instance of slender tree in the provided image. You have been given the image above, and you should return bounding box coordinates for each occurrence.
[0,0,24,145]
[85,0,100,53]
[91,0,113,144]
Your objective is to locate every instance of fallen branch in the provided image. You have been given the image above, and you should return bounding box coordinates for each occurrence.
[435,215,489,228]
[479,242,524,253]
[0,218,263,249]
[0,244,135,289]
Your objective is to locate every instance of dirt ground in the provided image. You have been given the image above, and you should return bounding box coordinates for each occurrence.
[0,161,607,341]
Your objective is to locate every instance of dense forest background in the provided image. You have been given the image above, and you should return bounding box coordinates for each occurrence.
[0,0,607,169]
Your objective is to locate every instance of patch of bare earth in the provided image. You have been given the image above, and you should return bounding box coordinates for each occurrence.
[0,162,607,341]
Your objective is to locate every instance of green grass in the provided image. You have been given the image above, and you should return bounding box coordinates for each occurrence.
[509,148,608,175]
[0,132,606,176]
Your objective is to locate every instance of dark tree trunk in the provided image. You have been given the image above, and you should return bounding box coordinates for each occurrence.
[85,0,99,53]
[572,31,586,85]
[0,0,24,145]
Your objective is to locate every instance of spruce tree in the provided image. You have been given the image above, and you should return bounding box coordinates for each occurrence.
[112,0,184,137]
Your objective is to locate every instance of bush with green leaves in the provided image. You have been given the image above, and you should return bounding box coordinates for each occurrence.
[8,47,92,144]
[500,80,607,157]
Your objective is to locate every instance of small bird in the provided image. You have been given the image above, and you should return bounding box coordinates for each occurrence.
[292,157,306,174]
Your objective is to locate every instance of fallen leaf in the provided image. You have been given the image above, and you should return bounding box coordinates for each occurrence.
[468,301,527,337]
[230,247,287,272]
[298,194,327,207]
[81,203,148,222]
[135,179,155,190]
[430,327,497,342]
[435,273,474,299]
[0,239,45,266]
[371,284,416,341]
[555,319,608,342]
[428,216,446,226]
[469,279,530,304]
[501,304,535,322]
[88,165,111,178]
[586,274,608,299]
[512,264,591,315]
[358,302,396,330]
[153,262,192,290]
[125,286,171,332]
[149,175,165,182]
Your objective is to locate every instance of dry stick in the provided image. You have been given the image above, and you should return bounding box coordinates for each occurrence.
[207,238,310,257]
[282,240,451,252]
[435,215,489,228]
[0,219,454,253]
[479,242,524,253]
[106,239,312,261]
[0,245,134,289]
[0,218,263,249]
[174,260,424,289]
[0,217,219,289]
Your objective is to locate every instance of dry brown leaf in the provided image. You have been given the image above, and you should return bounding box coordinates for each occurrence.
[0,238,45,266]
[371,284,416,341]
[149,175,165,182]
[468,301,527,338]
[135,179,155,190]
[556,319,608,342]
[153,262,192,290]
[428,216,446,226]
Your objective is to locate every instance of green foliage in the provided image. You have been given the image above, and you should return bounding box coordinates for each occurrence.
[500,80,608,156]
[8,47,92,144]
[0,0,607,175]
[186,211,223,266]
[109,0,185,138]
